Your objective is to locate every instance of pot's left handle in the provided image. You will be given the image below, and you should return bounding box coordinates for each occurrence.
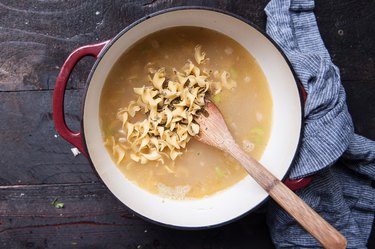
[53,40,110,157]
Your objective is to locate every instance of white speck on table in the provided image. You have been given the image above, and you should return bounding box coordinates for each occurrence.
[71,148,81,157]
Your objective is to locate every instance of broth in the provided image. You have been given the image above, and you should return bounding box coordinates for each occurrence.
[100,27,272,199]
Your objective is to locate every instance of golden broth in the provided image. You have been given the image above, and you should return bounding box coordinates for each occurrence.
[100,27,272,199]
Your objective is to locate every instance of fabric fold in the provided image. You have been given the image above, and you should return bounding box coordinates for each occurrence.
[265,0,375,248]
[265,0,354,179]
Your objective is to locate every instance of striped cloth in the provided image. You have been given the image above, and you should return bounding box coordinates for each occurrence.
[265,0,375,248]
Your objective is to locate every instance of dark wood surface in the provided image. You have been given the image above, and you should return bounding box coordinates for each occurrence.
[1,0,374,248]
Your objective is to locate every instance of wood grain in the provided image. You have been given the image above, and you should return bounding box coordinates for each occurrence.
[0,183,274,249]
[0,0,374,248]
[315,0,375,81]
[0,90,97,185]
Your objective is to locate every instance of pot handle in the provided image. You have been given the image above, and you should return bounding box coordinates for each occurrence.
[284,177,312,191]
[283,82,313,190]
[53,40,110,157]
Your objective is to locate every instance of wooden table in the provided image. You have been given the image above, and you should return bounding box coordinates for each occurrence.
[1,0,374,248]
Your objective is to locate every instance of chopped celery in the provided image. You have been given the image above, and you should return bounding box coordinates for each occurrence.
[141,45,152,54]
[212,94,222,103]
[250,127,264,136]
[250,127,264,144]
[104,128,114,136]
[230,68,238,79]
[215,167,225,178]
[51,198,64,209]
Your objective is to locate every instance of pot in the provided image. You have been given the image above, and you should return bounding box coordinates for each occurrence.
[53,7,311,228]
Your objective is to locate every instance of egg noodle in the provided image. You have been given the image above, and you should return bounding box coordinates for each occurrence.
[105,45,237,165]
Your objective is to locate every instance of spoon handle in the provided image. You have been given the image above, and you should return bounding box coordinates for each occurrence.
[226,143,347,249]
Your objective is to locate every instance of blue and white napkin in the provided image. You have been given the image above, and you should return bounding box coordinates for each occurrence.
[265,0,375,248]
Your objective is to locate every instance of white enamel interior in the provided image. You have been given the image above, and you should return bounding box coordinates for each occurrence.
[83,9,302,228]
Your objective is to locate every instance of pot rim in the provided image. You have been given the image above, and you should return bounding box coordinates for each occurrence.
[80,6,305,229]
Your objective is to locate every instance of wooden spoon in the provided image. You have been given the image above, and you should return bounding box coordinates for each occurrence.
[194,100,347,249]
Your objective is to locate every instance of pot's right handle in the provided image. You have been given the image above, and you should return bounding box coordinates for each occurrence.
[283,83,313,191]
[53,40,110,157]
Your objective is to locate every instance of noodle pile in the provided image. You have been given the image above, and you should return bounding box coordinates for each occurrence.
[105,45,237,165]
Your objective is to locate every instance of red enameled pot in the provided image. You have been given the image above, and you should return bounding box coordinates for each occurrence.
[53,7,311,228]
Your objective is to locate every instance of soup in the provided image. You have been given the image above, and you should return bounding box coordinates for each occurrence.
[100,27,272,199]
